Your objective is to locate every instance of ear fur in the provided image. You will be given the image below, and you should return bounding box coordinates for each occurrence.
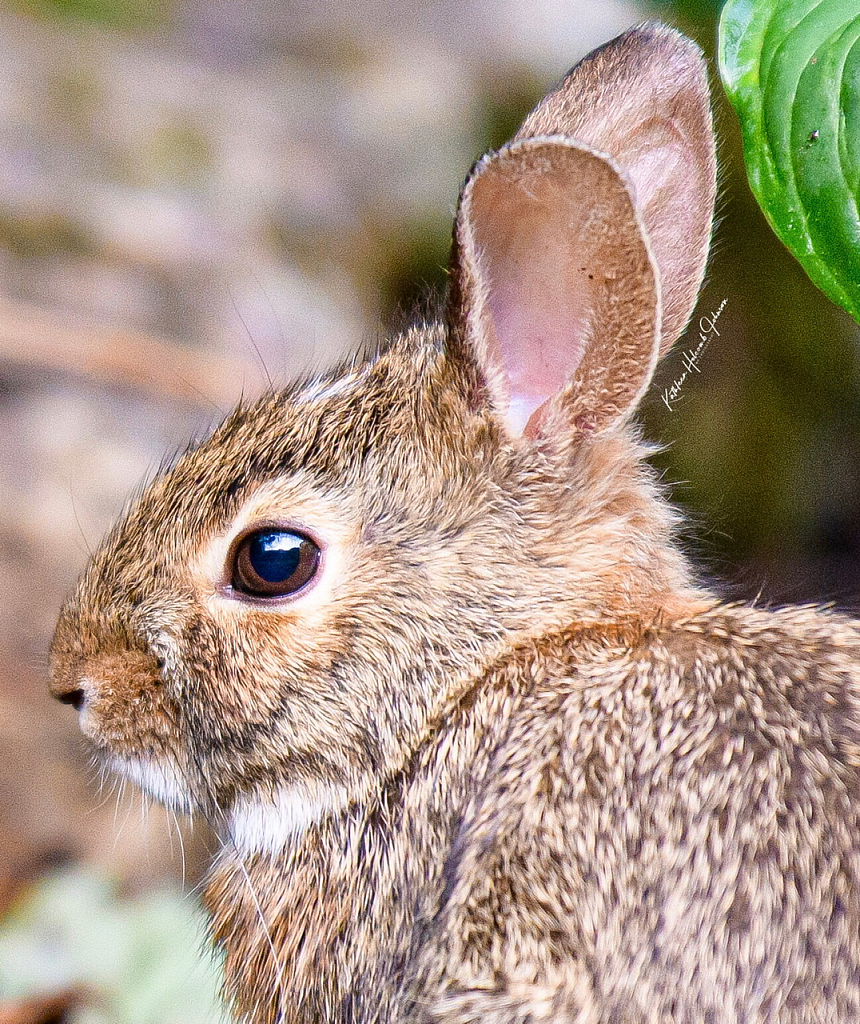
[447,22,716,439]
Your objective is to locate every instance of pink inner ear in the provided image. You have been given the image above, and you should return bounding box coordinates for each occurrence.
[458,140,659,438]
[470,165,595,435]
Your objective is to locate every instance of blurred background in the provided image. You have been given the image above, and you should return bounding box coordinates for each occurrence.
[0,0,858,1020]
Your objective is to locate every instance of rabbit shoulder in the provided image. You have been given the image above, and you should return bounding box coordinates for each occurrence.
[418,604,860,1023]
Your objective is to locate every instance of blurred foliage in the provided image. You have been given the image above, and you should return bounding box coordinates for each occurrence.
[10,0,171,31]
[0,868,226,1024]
[377,214,451,326]
[475,70,546,154]
[379,71,548,329]
[0,211,95,260]
[144,123,212,188]
[654,0,723,19]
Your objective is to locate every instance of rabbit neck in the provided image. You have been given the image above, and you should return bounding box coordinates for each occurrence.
[499,423,705,630]
[204,655,524,1024]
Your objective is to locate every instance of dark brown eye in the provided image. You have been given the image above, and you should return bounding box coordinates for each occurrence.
[231,529,320,598]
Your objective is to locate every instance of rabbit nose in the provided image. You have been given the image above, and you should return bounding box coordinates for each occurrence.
[50,676,89,711]
[56,687,85,710]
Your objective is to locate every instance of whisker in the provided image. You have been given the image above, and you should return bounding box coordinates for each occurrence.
[142,793,156,873]
[164,798,176,860]
[111,776,126,833]
[173,810,188,888]
[113,780,137,850]
[231,841,287,1012]
[228,288,273,392]
[69,482,93,557]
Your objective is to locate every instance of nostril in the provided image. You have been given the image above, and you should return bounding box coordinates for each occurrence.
[56,688,85,711]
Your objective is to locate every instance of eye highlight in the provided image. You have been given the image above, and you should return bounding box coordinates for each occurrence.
[230,528,321,599]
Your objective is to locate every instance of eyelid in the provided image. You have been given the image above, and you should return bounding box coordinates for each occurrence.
[190,479,356,611]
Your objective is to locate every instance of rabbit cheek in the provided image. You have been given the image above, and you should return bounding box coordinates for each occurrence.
[179,610,349,775]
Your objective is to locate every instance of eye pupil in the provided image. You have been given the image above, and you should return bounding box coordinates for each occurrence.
[232,529,320,598]
[249,532,302,583]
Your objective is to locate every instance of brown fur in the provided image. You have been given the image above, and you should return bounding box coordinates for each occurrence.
[49,22,860,1024]
[202,610,860,1023]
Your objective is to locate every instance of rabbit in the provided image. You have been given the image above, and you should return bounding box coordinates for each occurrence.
[49,20,860,1024]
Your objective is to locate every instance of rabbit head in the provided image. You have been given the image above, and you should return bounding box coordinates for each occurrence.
[50,23,716,842]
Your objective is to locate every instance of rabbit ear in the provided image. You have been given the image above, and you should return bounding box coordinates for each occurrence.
[447,23,716,438]
[450,138,659,437]
[516,22,716,356]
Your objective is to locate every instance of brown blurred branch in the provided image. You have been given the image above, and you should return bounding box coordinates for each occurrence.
[0,300,258,409]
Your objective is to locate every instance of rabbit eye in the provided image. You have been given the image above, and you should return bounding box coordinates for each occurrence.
[231,529,320,598]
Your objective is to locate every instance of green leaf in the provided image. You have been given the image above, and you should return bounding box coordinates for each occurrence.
[719,0,860,323]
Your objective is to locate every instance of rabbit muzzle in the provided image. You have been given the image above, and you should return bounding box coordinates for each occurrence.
[50,608,197,806]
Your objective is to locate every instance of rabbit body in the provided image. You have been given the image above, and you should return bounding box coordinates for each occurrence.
[204,605,860,1024]
[49,21,860,1024]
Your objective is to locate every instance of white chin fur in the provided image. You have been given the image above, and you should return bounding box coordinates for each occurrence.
[226,782,348,857]
[110,755,194,814]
